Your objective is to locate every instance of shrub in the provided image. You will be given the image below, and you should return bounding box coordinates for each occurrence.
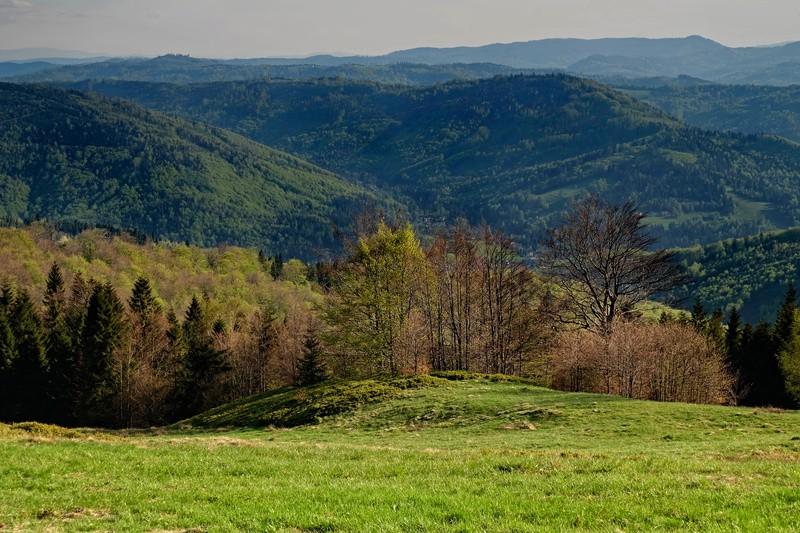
[548,321,732,405]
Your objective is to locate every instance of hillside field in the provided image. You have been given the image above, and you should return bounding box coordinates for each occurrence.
[1,376,799,531]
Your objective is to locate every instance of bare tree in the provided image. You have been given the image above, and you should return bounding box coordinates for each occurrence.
[538,196,681,335]
[421,224,554,375]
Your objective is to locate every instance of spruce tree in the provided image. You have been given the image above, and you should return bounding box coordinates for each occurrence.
[129,277,159,323]
[740,321,786,406]
[726,307,742,363]
[774,284,797,350]
[270,255,284,281]
[177,297,229,416]
[166,309,184,355]
[9,290,47,421]
[258,306,279,362]
[0,280,14,310]
[183,296,207,342]
[705,309,726,352]
[163,309,185,411]
[43,263,74,423]
[62,273,91,421]
[0,303,17,421]
[81,283,127,426]
[690,302,706,331]
[212,319,226,337]
[297,331,327,387]
[778,309,800,407]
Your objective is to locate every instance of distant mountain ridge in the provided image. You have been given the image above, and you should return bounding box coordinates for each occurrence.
[13,36,800,86]
[8,54,537,85]
[376,36,729,68]
[0,61,62,78]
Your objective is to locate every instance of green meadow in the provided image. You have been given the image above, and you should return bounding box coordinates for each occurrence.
[2,375,799,531]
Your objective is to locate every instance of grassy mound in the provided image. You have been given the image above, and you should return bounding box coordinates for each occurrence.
[0,422,93,440]
[185,375,446,428]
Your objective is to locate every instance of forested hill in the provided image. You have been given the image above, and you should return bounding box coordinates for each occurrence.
[669,228,800,323]
[69,75,800,248]
[0,83,384,257]
[11,55,533,85]
[621,83,800,143]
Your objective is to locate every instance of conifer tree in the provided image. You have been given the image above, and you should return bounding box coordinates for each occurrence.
[183,296,207,343]
[120,276,165,427]
[740,321,786,406]
[705,309,726,352]
[774,284,797,350]
[726,307,742,363]
[690,302,706,331]
[166,309,184,356]
[129,276,160,325]
[0,299,17,420]
[81,283,127,425]
[9,290,47,421]
[212,319,226,338]
[270,255,284,281]
[163,308,185,410]
[297,331,327,387]
[0,280,14,310]
[258,306,279,359]
[177,296,229,415]
[59,273,92,420]
[778,309,800,407]
[43,263,74,423]
[776,285,800,407]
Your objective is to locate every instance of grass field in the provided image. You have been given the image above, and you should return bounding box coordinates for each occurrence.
[2,375,800,531]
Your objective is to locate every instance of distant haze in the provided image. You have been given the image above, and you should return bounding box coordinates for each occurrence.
[0,0,799,58]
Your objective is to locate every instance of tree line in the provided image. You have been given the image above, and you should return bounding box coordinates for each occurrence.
[690,286,800,408]
[0,266,325,428]
[2,197,799,428]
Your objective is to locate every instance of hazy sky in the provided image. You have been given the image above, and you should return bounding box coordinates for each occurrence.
[1,0,799,58]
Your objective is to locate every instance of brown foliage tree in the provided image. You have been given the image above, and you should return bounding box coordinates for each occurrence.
[549,321,732,404]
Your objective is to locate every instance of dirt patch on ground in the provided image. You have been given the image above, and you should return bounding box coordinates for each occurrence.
[500,421,538,430]
[723,448,800,463]
[35,506,112,526]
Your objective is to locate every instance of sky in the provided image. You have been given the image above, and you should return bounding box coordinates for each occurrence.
[1,0,799,58]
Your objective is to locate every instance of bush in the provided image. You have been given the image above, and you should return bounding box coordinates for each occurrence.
[548,321,732,405]
[430,371,532,384]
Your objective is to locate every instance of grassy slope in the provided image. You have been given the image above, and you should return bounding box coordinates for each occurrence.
[1,376,799,531]
[0,224,319,321]
[0,82,382,257]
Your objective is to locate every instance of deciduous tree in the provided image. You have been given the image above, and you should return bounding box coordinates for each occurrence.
[538,197,681,335]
